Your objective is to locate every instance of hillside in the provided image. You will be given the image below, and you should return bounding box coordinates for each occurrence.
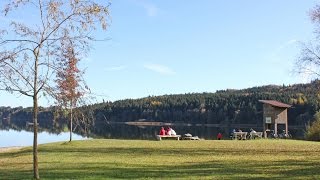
[93,80,319,122]
[1,80,320,139]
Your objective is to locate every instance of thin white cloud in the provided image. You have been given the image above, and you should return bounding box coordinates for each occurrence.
[105,65,127,71]
[143,3,158,17]
[133,0,159,17]
[277,39,298,51]
[143,63,175,75]
[287,39,298,44]
[267,39,299,64]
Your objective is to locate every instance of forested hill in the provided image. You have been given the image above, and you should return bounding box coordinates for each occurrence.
[1,80,320,138]
[90,80,319,133]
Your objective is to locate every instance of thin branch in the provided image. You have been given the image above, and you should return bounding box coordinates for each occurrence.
[38,0,46,34]
[40,13,77,46]
[0,39,39,46]
[1,60,34,89]
[0,48,33,60]
[0,70,26,93]
[36,44,51,95]
[300,67,320,77]
[0,48,35,89]
[0,87,33,97]
[305,47,320,66]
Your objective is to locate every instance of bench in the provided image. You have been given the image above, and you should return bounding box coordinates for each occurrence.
[232,132,248,140]
[156,135,181,141]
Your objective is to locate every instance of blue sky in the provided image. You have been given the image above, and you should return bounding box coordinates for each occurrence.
[0,0,318,107]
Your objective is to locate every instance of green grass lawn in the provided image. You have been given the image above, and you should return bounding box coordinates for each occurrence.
[0,139,319,179]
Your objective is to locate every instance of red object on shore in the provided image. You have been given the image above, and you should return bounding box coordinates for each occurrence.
[217,133,223,140]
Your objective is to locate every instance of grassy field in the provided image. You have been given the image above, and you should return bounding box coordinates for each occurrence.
[0,139,319,179]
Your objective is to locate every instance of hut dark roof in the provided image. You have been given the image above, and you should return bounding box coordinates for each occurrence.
[259,100,291,108]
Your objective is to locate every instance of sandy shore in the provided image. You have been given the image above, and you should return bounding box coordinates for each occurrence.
[0,146,23,153]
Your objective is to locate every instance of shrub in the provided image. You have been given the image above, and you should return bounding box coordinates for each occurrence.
[305,111,320,141]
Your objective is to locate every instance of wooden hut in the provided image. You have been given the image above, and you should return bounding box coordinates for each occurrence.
[259,100,291,138]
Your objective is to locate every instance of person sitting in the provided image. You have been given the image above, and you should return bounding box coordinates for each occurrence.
[166,127,171,135]
[250,128,256,133]
[217,132,223,140]
[232,129,236,134]
[250,128,257,139]
[170,128,177,136]
[237,129,243,140]
[159,127,166,135]
[230,128,236,139]
[166,127,176,136]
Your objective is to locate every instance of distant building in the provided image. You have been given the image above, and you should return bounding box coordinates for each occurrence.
[259,100,291,138]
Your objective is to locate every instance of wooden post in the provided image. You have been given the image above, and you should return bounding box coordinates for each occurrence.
[263,121,267,138]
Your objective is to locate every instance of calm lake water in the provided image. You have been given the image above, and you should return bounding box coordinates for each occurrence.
[0,129,89,147]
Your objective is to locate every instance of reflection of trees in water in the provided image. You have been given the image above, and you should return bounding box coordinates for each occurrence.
[1,80,314,140]
[0,108,68,135]
[100,124,264,140]
[0,113,303,139]
[0,111,262,139]
[0,107,93,137]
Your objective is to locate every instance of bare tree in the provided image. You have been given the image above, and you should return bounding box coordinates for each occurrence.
[295,41,320,78]
[295,4,320,141]
[296,5,320,78]
[0,1,110,179]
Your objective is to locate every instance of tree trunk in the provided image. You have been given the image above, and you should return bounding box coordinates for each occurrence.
[70,105,73,142]
[33,94,39,180]
[33,48,40,180]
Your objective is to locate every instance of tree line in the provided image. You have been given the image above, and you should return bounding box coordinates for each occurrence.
[1,80,320,139]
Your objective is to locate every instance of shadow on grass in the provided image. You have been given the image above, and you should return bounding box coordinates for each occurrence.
[36,144,320,156]
[1,145,320,179]
[0,159,319,179]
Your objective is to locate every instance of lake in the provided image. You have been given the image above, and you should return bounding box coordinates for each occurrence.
[0,129,89,147]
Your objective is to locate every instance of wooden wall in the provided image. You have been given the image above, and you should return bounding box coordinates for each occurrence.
[262,104,287,124]
[263,104,288,136]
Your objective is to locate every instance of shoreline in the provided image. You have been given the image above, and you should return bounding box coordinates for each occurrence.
[0,146,23,153]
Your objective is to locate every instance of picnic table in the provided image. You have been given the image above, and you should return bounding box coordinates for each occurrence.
[232,132,248,140]
[156,135,181,141]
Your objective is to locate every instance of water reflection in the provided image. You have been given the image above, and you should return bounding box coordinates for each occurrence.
[0,129,89,147]
[1,124,301,147]
[103,124,236,140]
